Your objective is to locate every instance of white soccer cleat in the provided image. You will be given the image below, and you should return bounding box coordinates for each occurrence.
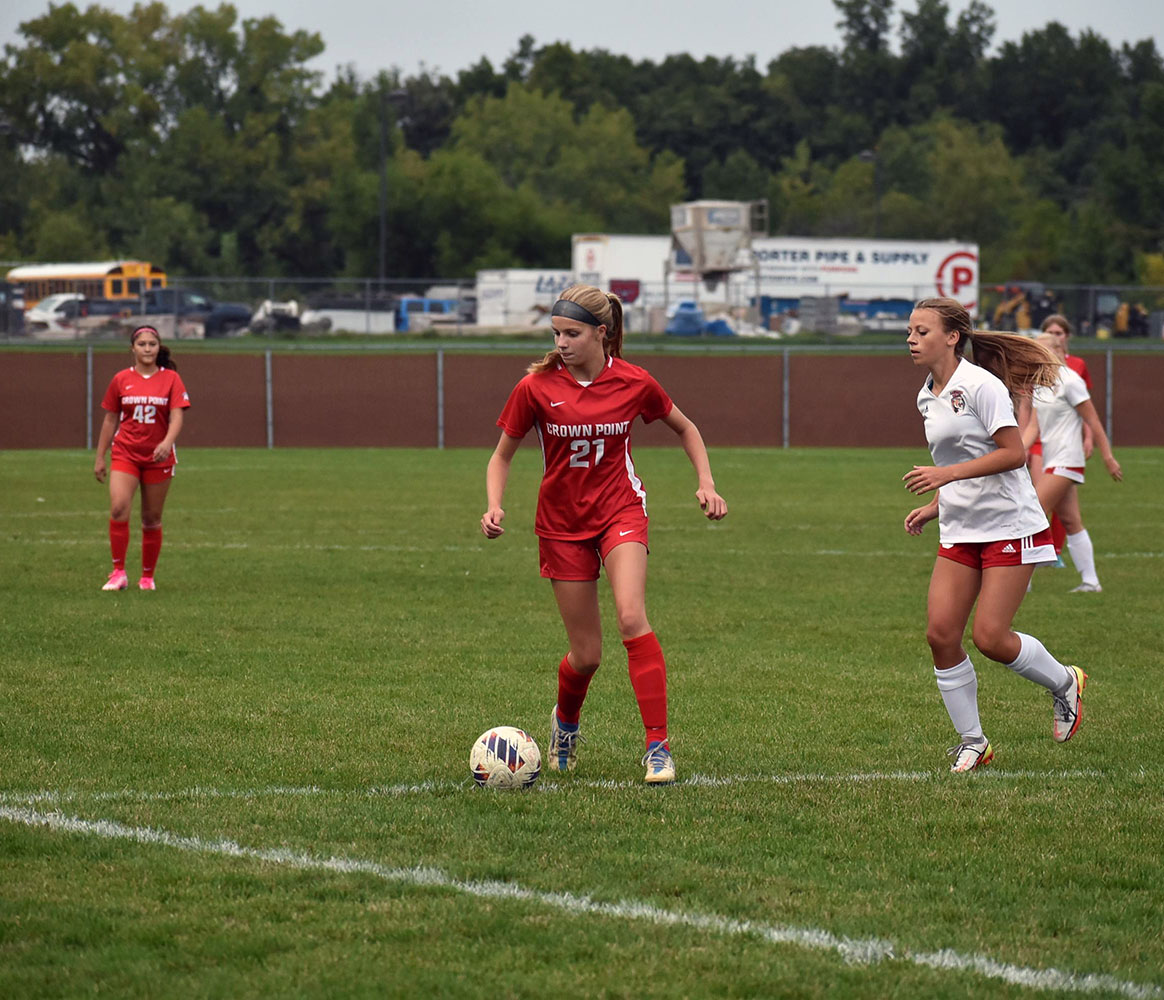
[1052,665,1087,742]
[642,741,676,784]
[946,739,993,773]
[548,706,581,772]
[1069,582,1102,593]
[101,569,128,591]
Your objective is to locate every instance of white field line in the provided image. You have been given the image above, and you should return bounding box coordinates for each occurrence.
[6,537,484,554]
[0,768,1111,807]
[5,536,1162,560]
[0,804,1158,998]
[6,508,243,518]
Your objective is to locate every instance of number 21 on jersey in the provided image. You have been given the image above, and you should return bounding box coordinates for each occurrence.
[569,438,605,468]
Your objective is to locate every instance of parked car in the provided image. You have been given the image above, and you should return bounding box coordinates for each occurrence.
[24,292,85,332]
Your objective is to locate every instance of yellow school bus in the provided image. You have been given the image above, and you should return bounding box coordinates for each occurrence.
[5,260,167,310]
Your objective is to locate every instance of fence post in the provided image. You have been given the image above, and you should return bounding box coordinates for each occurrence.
[265,350,274,449]
[436,349,445,449]
[782,348,791,449]
[1105,348,1113,441]
[86,344,93,450]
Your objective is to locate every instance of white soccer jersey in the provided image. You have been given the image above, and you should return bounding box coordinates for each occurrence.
[1033,365,1090,470]
[917,358,1049,543]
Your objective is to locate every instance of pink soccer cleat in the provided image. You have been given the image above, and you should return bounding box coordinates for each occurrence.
[138,576,157,591]
[102,569,129,591]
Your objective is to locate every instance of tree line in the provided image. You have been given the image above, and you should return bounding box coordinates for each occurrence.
[1,0,1162,286]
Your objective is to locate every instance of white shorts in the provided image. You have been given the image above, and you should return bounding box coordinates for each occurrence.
[1045,465,1085,484]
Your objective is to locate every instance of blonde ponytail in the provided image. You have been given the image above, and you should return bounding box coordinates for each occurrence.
[966,331,1060,395]
[915,297,1058,395]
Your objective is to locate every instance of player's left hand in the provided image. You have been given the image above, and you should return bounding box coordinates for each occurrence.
[903,465,949,495]
[696,487,727,520]
[1105,455,1123,481]
[152,443,173,463]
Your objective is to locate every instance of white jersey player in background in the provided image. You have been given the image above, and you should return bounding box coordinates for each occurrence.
[902,298,1089,773]
[1023,332,1123,593]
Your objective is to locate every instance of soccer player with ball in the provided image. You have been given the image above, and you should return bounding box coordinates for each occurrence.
[480,284,727,784]
[903,299,1087,772]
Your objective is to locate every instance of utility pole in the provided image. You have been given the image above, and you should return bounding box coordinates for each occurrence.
[859,149,882,238]
[378,87,388,286]
[377,86,409,290]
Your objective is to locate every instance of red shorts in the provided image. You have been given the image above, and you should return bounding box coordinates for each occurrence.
[1044,466,1085,483]
[111,458,176,485]
[538,509,649,581]
[938,527,1055,569]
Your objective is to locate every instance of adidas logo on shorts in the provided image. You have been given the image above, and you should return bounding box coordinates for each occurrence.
[1001,543,1016,554]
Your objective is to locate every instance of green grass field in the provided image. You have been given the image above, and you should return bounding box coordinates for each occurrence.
[2,446,1162,999]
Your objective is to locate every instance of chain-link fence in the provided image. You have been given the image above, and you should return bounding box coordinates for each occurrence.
[3,274,1163,341]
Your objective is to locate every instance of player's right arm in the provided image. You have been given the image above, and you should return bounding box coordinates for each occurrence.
[482,431,522,538]
[93,411,119,483]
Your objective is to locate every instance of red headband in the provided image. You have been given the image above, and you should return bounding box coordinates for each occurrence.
[131,325,160,343]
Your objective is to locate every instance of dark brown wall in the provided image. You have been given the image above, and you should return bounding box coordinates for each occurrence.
[175,355,268,448]
[789,355,921,447]
[271,354,438,447]
[1,349,1160,450]
[1111,353,1164,446]
[444,354,532,448]
[0,352,88,448]
[630,354,783,447]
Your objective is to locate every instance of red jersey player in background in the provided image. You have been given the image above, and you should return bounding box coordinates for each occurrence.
[94,325,191,591]
[481,284,727,784]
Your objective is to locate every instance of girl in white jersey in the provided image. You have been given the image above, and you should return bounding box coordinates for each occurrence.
[903,298,1088,772]
[1023,333,1122,593]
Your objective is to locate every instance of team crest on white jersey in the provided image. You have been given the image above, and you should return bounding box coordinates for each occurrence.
[949,389,966,413]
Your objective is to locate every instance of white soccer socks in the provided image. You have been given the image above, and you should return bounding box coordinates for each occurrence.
[1006,633,1073,693]
[935,657,984,743]
[1066,529,1100,587]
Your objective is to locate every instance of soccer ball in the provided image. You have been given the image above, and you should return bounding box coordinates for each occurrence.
[470,726,541,789]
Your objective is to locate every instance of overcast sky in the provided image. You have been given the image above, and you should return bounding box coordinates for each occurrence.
[4,0,1162,83]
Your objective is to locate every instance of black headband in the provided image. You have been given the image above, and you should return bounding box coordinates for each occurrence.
[551,299,604,328]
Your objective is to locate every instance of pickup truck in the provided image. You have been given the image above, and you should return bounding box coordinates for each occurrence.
[137,288,253,337]
[48,288,253,337]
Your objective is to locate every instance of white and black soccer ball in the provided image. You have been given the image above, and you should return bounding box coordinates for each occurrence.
[470,726,541,789]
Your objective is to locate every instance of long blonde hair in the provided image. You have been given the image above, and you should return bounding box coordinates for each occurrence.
[915,297,1059,395]
[528,284,625,375]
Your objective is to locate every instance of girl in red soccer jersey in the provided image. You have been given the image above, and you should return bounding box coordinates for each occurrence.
[481,284,727,784]
[94,325,191,591]
[903,299,1086,773]
[1023,332,1122,593]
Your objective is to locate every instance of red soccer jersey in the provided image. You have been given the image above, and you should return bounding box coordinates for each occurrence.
[1065,353,1092,390]
[102,367,191,465]
[496,357,673,539]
